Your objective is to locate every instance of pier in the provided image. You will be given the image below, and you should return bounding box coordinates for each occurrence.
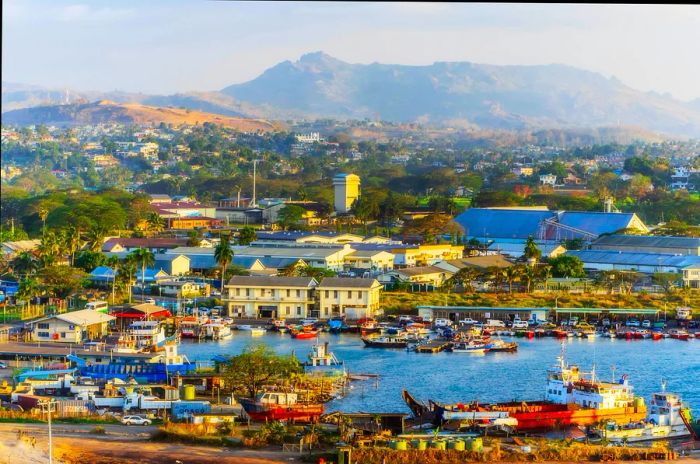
[414,339,451,353]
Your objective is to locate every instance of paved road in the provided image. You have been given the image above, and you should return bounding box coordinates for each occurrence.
[0,421,158,438]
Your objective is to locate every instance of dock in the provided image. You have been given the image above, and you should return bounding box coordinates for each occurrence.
[415,339,451,353]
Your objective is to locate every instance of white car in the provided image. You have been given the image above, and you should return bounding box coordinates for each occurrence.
[144,298,156,304]
[398,315,413,323]
[642,320,651,328]
[512,320,529,329]
[301,318,318,325]
[459,318,478,325]
[121,415,152,426]
[434,318,451,328]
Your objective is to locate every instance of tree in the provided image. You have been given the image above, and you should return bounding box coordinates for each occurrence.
[444,267,482,292]
[277,205,305,230]
[352,196,380,235]
[86,224,108,252]
[11,251,38,278]
[294,266,336,282]
[106,255,121,304]
[547,255,586,278]
[17,277,41,309]
[62,225,82,266]
[37,230,62,268]
[74,250,107,272]
[401,214,463,243]
[119,255,137,303]
[427,196,458,215]
[504,265,522,293]
[187,229,202,247]
[38,265,87,301]
[221,344,303,399]
[483,266,507,293]
[146,212,166,237]
[652,272,679,294]
[523,236,542,263]
[521,265,538,293]
[238,226,257,246]
[129,248,155,299]
[215,235,234,294]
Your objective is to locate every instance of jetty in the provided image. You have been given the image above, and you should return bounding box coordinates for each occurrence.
[415,339,451,353]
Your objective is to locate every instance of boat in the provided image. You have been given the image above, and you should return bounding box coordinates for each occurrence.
[668,329,690,341]
[452,341,489,354]
[238,392,324,422]
[250,327,266,337]
[651,332,663,341]
[302,341,346,377]
[361,334,409,348]
[271,319,287,332]
[291,329,319,339]
[127,320,166,349]
[404,353,647,431]
[597,385,692,443]
[485,339,518,352]
[552,329,569,339]
[179,316,203,338]
[202,321,232,340]
[695,332,700,339]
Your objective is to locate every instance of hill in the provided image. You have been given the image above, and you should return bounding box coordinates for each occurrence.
[1,100,281,132]
[221,52,700,137]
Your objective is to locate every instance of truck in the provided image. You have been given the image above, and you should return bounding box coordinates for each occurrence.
[123,393,174,412]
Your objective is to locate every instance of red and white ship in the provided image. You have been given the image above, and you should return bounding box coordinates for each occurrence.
[404,354,647,431]
[238,392,323,422]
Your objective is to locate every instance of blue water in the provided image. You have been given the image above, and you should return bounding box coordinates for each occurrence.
[179,333,700,415]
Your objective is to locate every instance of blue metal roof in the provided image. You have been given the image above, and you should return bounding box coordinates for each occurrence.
[89,266,116,281]
[566,250,700,268]
[454,208,555,240]
[557,212,638,237]
[232,256,262,269]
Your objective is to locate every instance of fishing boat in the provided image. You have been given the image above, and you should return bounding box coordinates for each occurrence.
[668,329,690,340]
[291,329,319,339]
[238,392,324,422]
[552,329,569,339]
[404,353,647,431]
[452,341,489,354]
[361,334,409,348]
[202,321,232,340]
[302,341,346,377]
[127,321,166,349]
[651,332,663,341]
[485,339,518,352]
[596,385,692,443]
[179,316,203,339]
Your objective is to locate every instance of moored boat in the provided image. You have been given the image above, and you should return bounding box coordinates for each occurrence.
[669,329,690,340]
[451,340,489,354]
[291,329,319,339]
[361,334,408,348]
[238,392,323,422]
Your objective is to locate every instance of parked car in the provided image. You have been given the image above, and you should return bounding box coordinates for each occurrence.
[121,415,152,426]
[512,320,529,329]
[434,318,451,327]
[626,319,641,327]
[642,320,652,328]
[398,315,413,323]
[459,318,478,325]
[0,361,7,369]
[144,298,156,304]
[486,319,506,328]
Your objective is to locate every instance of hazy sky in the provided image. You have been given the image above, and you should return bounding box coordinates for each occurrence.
[3,2,699,101]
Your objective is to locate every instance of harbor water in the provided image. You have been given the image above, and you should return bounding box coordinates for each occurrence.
[179,333,700,414]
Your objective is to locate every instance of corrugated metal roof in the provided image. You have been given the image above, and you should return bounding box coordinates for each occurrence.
[557,212,639,236]
[226,276,316,287]
[566,250,700,268]
[454,208,555,239]
[591,234,700,249]
[317,278,381,289]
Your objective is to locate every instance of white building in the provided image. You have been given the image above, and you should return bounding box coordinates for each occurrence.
[316,277,383,319]
[333,173,360,214]
[29,310,115,344]
[539,174,557,186]
[224,276,317,318]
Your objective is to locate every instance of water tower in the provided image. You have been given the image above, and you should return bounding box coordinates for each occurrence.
[333,173,360,214]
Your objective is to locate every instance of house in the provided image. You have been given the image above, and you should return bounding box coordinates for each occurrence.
[28,309,115,343]
[683,264,700,288]
[391,266,454,288]
[433,255,513,274]
[224,276,317,318]
[2,239,41,258]
[539,174,557,186]
[109,303,172,330]
[344,250,395,273]
[89,266,117,287]
[166,217,223,230]
[391,244,464,267]
[158,280,209,298]
[135,268,170,284]
[154,254,191,276]
[101,238,189,254]
[233,245,354,271]
[316,277,383,319]
[165,247,217,271]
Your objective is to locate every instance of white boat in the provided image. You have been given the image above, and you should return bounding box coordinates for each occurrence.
[250,327,267,336]
[452,341,489,354]
[600,385,692,443]
[127,321,166,349]
[236,324,252,331]
[202,322,232,340]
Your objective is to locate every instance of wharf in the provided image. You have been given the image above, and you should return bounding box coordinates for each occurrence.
[0,342,158,364]
[415,339,451,353]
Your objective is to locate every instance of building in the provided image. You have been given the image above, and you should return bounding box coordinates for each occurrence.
[316,278,383,319]
[29,309,115,343]
[391,244,464,267]
[344,250,395,273]
[454,208,648,242]
[682,264,700,288]
[539,174,557,186]
[89,266,117,287]
[102,238,189,254]
[158,280,209,298]
[566,250,700,274]
[109,303,172,330]
[486,239,566,260]
[154,254,191,276]
[224,276,317,318]
[1,239,41,258]
[417,306,545,325]
[589,235,700,256]
[390,266,454,288]
[433,255,513,274]
[233,245,355,271]
[165,247,217,271]
[333,173,360,214]
[166,217,222,230]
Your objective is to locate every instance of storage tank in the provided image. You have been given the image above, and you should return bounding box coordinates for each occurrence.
[182,385,196,401]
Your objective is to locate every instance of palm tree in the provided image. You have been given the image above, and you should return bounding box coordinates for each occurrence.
[445,267,482,292]
[146,212,166,237]
[119,255,137,303]
[86,225,108,252]
[11,251,38,279]
[38,208,49,236]
[214,235,234,296]
[130,248,155,300]
[17,277,40,314]
[37,230,61,268]
[105,255,121,304]
[522,265,538,293]
[62,225,82,266]
[504,265,523,293]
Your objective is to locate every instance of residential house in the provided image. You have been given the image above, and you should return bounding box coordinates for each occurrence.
[101,238,189,254]
[344,250,395,273]
[683,264,700,288]
[2,239,41,258]
[154,254,190,276]
[384,266,454,288]
[29,309,115,343]
[316,278,383,319]
[158,280,209,298]
[433,255,513,274]
[224,276,317,318]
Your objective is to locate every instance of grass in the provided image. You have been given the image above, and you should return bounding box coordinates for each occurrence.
[152,421,243,448]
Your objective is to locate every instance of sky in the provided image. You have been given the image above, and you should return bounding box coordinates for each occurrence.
[3,1,700,101]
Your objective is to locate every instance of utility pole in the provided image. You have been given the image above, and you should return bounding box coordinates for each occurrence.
[40,399,56,464]
[252,159,261,207]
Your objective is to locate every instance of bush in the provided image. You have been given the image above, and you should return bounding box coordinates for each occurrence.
[91,425,106,435]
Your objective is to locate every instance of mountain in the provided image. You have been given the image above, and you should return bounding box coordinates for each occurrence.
[221,52,700,137]
[1,100,281,132]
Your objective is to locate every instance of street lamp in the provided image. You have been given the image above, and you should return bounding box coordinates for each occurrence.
[39,399,57,464]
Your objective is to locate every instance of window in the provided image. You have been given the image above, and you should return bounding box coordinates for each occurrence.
[297,306,302,316]
[38,332,49,338]
[357,291,362,299]
[38,323,49,329]
[325,290,329,298]
[245,289,250,297]
[334,291,338,298]
[61,332,66,338]
[287,289,291,297]
[296,290,301,297]
[68,325,75,330]
[236,288,240,296]
[286,307,290,316]
[348,291,352,298]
